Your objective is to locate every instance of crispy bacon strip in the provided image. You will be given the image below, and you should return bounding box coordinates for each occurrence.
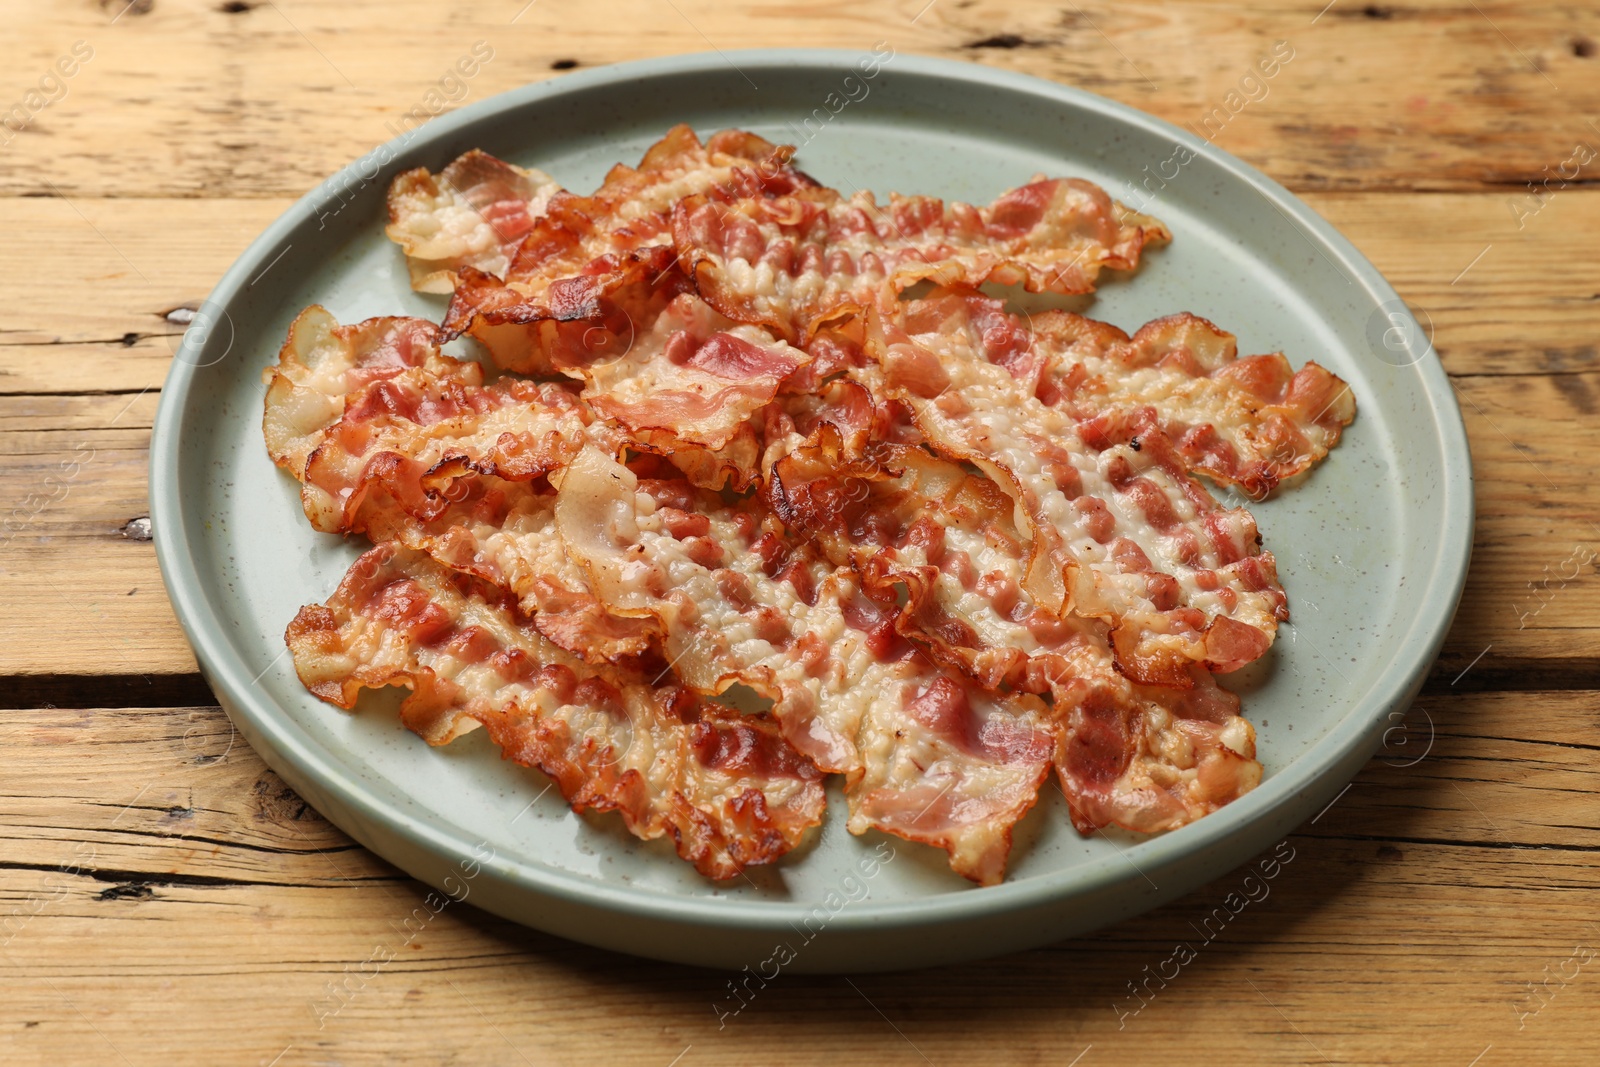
[298,368,610,534]
[260,309,614,532]
[262,309,651,662]
[440,269,807,485]
[286,123,1352,881]
[438,125,818,372]
[554,446,1054,885]
[261,306,471,479]
[504,125,816,295]
[440,269,768,489]
[386,150,561,293]
[439,249,686,376]
[767,424,1261,832]
[674,179,1169,343]
[868,300,1288,685]
[909,291,1356,498]
[260,304,629,522]
[287,544,825,879]
[304,459,656,665]
[578,292,807,452]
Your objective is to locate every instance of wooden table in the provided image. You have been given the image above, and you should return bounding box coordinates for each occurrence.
[4,1,1597,1062]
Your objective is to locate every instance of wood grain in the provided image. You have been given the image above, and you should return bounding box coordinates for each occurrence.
[0,196,267,380]
[4,361,1597,680]
[0,390,190,677]
[1,1,1595,199]
[1,187,1597,388]
[2,1,1593,1063]
[2,694,1596,1066]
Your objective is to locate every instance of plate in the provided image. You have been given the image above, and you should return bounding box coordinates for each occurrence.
[150,49,1472,972]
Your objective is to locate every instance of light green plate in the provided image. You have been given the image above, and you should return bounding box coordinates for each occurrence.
[150,50,1472,972]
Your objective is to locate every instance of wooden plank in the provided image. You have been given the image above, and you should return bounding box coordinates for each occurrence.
[0,197,276,384]
[0,390,195,676]
[0,183,1593,391]
[3,0,1590,1063]
[5,359,1600,680]
[1442,372,1600,672]
[1313,192,1600,380]
[0,1,1594,199]
[2,693,1597,1064]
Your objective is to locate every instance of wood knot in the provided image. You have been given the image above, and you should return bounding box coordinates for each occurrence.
[967,34,1032,49]
[98,883,154,901]
[252,775,313,824]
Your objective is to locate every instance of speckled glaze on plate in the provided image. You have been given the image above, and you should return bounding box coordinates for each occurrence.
[149,50,1472,972]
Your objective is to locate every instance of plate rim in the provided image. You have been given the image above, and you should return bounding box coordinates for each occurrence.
[150,48,1474,939]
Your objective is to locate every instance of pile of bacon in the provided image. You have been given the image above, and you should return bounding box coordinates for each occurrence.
[266,125,1354,886]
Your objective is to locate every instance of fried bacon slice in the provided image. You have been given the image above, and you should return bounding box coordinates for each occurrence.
[260,305,618,513]
[435,125,818,372]
[442,269,809,485]
[554,446,1055,885]
[260,306,613,531]
[303,458,656,665]
[673,178,1169,343]
[767,423,1261,832]
[439,249,686,376]
[274,123,1360,883]
[577,292,807,453]
[867,300,1288,685]
[502,125,817,296]
[298,367,611,534]
[906,290,1356,498]
[287,544,826,879]
[262,306,472,479]
[263,308,653,662]
[386,150,562,293]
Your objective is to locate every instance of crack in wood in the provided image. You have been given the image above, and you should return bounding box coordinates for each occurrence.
[0,859,380,891]
[3,673,217,709]
[1423,657,1600,694]
[97,824,357,858]
[0,336,180,349]
[1304,831,1600,853]
[9,658,1596,713]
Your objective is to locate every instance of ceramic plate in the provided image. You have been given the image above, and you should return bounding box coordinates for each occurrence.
[150,50,1472,972]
